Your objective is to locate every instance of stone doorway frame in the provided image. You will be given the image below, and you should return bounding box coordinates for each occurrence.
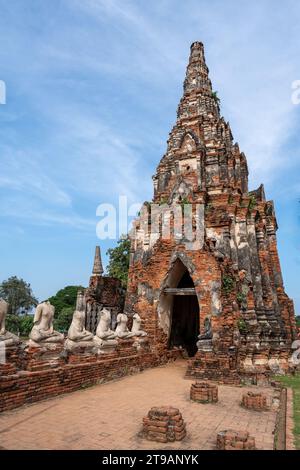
[157,255,200,351]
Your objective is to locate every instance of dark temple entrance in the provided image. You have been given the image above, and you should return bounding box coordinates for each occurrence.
[168,270,200,357]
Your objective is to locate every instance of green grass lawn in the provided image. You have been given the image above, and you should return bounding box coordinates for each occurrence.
[275,374,300,449]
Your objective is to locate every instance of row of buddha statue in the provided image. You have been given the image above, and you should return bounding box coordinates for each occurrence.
[0,292,147,354]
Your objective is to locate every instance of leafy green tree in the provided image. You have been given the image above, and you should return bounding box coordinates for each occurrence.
[5,314,33,337]
[106,236,131,288]
[5,315,20,334]
[19,315,34,336]
[48,285,84,317]
[53,307,73,333]
[296,316,300,327]
[0,276,38,315]
[47,285,84,335]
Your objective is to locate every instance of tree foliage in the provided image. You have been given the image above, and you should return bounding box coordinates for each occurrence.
[5,315,33,337]
[106,236,131,288]
[48,285,84,317]
[212,90,220,105]
[46,285,85,334]
[0,276,38,315]
[53,307,74,333]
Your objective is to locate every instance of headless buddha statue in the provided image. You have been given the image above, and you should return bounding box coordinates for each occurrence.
[0,298,20,347]
[131,313,147,337]
[65,291,95,351]
[29,301,64,347]
[94,307,118,351]
[96,308,117,340]
[115,313,134,339]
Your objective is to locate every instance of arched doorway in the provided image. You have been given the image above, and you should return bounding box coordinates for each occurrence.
[169,270,199,357]
[158,258,200,357]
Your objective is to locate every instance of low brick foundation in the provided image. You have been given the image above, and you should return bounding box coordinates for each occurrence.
[190,381,218,403]
[0,345,20,375]
[216,429,256,450]
[186,350,241,385]
[21,344,66,371]
[186,349,293,386]
[241,392,268,411]
[141,406,186,443]
[0,342,182,413]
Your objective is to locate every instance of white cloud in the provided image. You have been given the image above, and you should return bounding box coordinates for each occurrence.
[65,0,300,190]
[1,0,300,224]
[0,193,94,231]
[0,145,72,206]
[0,0,299,307]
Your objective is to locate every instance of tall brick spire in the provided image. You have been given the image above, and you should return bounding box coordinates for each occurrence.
[183,41,212,95]
[177,41,219,122]
[153,40,248,202]
[92,245,103,276]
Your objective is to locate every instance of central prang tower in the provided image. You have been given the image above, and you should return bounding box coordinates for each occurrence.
[125,42,296,383]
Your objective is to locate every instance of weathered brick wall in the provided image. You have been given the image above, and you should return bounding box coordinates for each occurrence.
[186,350,240,385]
[126,239,222,339]
[0,344,181,413]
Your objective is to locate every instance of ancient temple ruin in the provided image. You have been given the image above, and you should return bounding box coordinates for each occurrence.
[0,42,297,413]
[125,41,297,383]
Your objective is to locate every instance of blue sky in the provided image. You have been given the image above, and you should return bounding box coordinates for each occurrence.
[0,0,299,311]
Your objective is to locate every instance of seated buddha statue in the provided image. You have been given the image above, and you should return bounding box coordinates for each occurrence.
[94,307,118,351]
[115,313,134,339]
[131,313,147,337]
[65,291,95,351]
[0,298,20,347]
[196,316,213,351]
[29,301,64,347]
[96,308,117,340]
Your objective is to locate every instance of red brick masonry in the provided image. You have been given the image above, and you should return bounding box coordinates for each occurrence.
[190,381,218,403]
[0,343,181,413]
[216,429,256,450]
[141,406,186,443]
[125,41,297,384]
[241,392,268,411]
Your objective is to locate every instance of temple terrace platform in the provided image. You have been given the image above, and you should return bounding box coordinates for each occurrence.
[0,360,278,450]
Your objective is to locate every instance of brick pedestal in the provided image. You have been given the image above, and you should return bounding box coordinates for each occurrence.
[241,392,268,411]
[190,381,218,403]
[142,406,186,443]
[116,338,136,357]
[216,429,256,450]
[186,350,240,385]
[22,344,65,371]
[0,344,20,375]
[67,352,98,364]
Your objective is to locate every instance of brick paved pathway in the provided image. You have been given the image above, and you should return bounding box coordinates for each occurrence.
[0,360,276,450]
